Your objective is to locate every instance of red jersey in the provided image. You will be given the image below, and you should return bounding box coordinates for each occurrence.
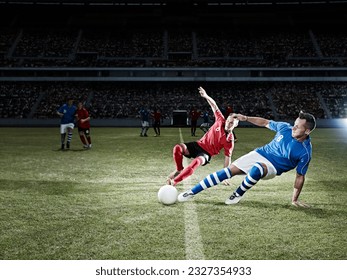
[225,106,233,116]
[190,110,200,121]
[152,111,162,122]
[197,110,234,157]
[76,107,90,129]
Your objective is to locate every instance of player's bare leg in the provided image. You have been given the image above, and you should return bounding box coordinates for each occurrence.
[79,131,87,147]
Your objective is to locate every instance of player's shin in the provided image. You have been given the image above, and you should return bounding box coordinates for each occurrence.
[191,167,232,194]
[67,132,73,144]
[61,133,66,144]
[235,163,264,196]
[173,157,204,185]
[173,144,184,171]
[79,134,87,145]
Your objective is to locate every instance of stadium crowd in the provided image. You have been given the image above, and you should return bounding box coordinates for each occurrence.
[1,27,347,67]
[0,82,346,120]
[1,16,346,121]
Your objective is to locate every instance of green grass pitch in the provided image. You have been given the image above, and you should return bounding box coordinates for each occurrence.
[0,127,346,260]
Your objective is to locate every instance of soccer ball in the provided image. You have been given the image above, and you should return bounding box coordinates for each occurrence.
[158,185,178,205]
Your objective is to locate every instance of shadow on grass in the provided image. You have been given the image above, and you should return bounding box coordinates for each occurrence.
[52,148,88,152]
[0,179,100,195]
[194,199,343,219]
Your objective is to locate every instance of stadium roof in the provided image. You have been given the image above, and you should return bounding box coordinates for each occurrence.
[1,0,347,5]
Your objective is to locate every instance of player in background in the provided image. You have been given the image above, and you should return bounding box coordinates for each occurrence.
[152,108,162,137]
[189,106,200,136]
[167,87,238,187]
[200,109,211,133]
[57,97,77,150]
[76,101,92,149]
[224,104,233,118]
[178,111,316,208]
[139,107,150,137]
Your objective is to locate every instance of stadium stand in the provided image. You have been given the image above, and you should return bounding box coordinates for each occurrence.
[1,27,347,67]
[0,1,347,126]
[1,27,347,68]
[1,82,346,120]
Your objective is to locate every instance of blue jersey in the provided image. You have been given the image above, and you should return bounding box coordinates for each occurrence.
[202,112,209,123]
[58,104,76,124]
[255,121,312,176]
[139,109,150,122]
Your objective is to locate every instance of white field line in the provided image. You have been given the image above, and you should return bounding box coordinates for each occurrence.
[179,128,205,260]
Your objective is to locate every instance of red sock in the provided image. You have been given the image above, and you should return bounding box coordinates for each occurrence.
[173,157,204,185]
[173,144,184,171]
[80,135,87,145]
[87,136,92,145]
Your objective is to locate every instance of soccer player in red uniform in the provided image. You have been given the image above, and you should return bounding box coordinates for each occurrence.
[167,87,238,186]
[189,107,201,136]
[152,108,162,136]
[76,102,92,149]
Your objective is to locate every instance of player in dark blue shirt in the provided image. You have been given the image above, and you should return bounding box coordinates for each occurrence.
[139,107,150,137]
[178,111,316,208]
[57,98,77,150]
[200,110,211,133]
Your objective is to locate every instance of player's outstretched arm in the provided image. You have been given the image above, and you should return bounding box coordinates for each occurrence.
[233,113,270,128]
[291,173,310,208]
[198,86,219,113]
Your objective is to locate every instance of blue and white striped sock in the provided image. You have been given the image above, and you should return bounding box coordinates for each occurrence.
[191,167,232,194]
[67,132,73,143]
[235,162,264,196]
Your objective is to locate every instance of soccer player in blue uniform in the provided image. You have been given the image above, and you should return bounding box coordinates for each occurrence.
[178,111,316,208]
[200,110,211,133]
[57,98,77,150]
[139,107,150,137]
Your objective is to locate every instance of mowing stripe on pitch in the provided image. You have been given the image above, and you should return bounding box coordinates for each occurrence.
[179,128,205,260]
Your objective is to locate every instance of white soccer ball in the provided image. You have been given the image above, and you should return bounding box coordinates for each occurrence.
[158,185,178,205]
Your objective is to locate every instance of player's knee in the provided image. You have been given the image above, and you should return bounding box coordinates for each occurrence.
[251,162,267,179]
[260,163,268,177]
[191,156,205,169]
[173,144,183,155]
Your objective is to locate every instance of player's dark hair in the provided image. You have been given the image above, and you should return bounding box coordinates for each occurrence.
[299,111,316,131]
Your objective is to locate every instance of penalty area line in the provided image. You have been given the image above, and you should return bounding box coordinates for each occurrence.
[179,128,205,260]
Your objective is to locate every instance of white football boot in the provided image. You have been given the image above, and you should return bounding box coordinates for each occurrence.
[225,192,243,205]
[177,190,195,202]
